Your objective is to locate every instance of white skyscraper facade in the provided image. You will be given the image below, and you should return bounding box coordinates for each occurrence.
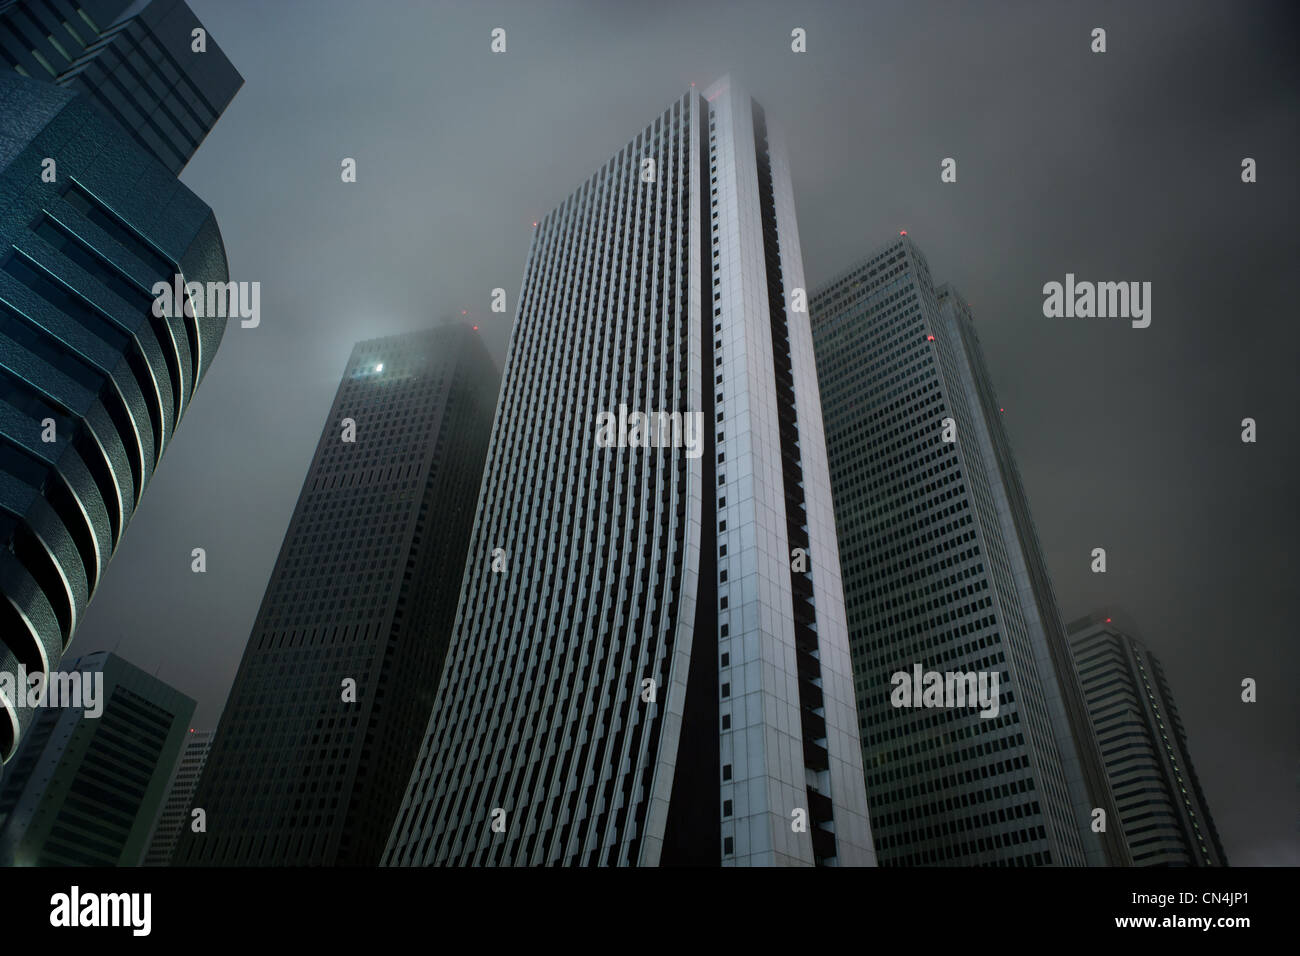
[384,77,874,867]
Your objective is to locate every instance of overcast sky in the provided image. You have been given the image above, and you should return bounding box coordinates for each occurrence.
[67,0,1298,865]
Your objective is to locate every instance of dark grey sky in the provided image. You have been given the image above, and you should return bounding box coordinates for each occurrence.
[69,0,1298,865]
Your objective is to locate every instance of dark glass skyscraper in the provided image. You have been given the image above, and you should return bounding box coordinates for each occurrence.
[809,237,1126,865]
[0,650,194,866]
[1068,610,1227,865]
[174,326,499,865]
[384,77,874,868]
[0,0,242,174]
[0,67,234,769]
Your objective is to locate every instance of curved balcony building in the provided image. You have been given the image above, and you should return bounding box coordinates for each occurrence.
[0,72,231,763]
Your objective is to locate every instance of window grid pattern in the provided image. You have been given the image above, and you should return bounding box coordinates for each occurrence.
[386,92,698,868]
[172,327,497,866]
[810,239,1087,866]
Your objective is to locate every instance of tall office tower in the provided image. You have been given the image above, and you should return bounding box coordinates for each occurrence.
[0,650,194,866]
[0,71,234,770]
[809,238,1126,866]
[1,0,242,175]
[1068,611,1227,866]
[142,727,211,865]
[385,76,874,868]
[173,326,499,866]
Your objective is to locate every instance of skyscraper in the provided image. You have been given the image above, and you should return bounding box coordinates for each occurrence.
[143,727,211,865]
[809,237,1125,865]
[0,0,242,174]
[384,76,874,867]
[174,325,499,865]
[0,650,194,866]
[1068,610,1227,866]
[0,65,235,770]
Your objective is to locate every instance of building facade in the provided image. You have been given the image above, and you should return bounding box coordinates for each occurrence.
[174,325,499,865]
[142,727,210,865]
[1068,610,1226,865]
[809,237,1126,865]
[0,68,234,771]
[0,0,242,174]
[384,77,874,867]
[0,650,194,866]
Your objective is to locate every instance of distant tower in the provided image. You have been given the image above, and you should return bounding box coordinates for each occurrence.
[384,77,874,867]
[0,650,194,865]
[174,326,499,865]
[809,237,1126,865]
[1068,611,1227,865]
[144,728,212,865]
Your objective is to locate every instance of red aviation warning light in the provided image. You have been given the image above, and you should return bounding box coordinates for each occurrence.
[926,334,935,341]
[900,230,907,237]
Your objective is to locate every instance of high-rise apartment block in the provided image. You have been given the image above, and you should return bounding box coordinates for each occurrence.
[1068,611,1226,865]
[174,325,498,865]
[384,77,874,867]
[809,238,1125,865]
